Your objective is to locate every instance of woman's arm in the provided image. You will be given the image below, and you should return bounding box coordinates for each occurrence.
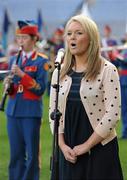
[73,131,104,156]
[59,133,77,164]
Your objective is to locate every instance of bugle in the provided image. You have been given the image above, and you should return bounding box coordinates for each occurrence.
[101,44,127,52]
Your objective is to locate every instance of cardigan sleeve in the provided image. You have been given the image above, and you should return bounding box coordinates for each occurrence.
[49,69,64,134]
[49,68,68,135]
[49,69,57,134]
[95,64,121,138]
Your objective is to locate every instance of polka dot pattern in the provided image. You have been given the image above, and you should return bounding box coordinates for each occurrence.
[49,59,121,143]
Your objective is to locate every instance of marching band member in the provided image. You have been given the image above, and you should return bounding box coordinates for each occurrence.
[111,46,127,139]
[101,24,118,60]
[5,20,48,180]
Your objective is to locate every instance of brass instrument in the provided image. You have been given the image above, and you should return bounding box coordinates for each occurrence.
[101,44,127,52]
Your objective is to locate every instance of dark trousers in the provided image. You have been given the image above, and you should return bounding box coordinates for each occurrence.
[7,116,41,180]
[121,85,127,138]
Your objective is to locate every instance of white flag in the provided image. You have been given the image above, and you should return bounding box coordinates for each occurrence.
[80,2,92,18]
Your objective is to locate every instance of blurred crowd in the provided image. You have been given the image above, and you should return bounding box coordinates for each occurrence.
[1,24,127,85]
[101,25,127,139]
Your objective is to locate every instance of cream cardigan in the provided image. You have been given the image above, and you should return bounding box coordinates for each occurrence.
[49,59,121,145]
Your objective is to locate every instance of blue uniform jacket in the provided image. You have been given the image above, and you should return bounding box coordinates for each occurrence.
[6,51,48,117]
[112,52,127,86]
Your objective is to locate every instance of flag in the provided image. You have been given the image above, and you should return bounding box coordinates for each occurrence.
[63,0,94,26]
[72,0,84,16]
[80,0,92,18]
[37,9,48,38]
[2,8,11,51]
[73,0,96,18]
[62,0,84,27]
[2,8,11,33]
[37,9,43,33]
[125,19,127,33]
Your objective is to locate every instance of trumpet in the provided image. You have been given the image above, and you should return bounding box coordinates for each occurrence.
[101,44,127,52]
[0,47,22,111]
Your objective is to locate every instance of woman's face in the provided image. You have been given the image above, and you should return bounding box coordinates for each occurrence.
[16,34,35,52]
[66,21,90,56]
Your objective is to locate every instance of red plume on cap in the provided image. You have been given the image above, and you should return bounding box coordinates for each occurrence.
[16,26,38,35]
[16,20,39,37]
[54,26,64,36]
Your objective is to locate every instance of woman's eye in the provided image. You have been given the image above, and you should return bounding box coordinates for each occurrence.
[67,32,72,36]
[66,31,84,36]
[76,31,83,35]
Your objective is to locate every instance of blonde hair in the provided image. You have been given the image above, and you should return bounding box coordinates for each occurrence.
[60,14,102,81]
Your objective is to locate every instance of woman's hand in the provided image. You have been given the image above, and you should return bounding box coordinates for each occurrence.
[3,75,13,87]
[73,143,90,156]
[11,64,25,78]
[60,144,77,164]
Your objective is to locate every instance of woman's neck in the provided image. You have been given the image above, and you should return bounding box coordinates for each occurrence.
[73,55,87,72]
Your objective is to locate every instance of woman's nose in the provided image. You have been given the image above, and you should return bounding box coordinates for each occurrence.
[70,33,76,39]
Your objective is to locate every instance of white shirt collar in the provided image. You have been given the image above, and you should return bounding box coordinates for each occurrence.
[22,51,33,59]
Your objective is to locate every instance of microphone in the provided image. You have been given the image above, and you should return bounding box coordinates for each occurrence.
[55,48,65,64]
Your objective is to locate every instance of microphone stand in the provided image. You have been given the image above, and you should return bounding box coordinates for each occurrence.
[50,61,62,180]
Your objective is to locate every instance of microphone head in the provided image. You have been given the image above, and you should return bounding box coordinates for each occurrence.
[55,48,65,64]
[58,48,65,53]
[58,48,65,56]
[57,48,65,58]
[19,46,23,51]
